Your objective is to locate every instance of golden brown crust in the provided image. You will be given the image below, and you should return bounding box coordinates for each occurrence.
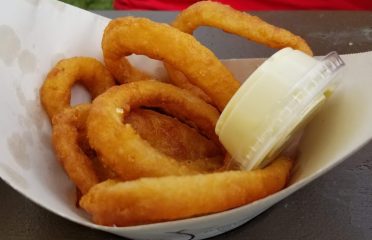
[102,17,240,111]
[166,1,313,105]
[172,1,313,55]
[80,157,293,226]
[52,104,99,194]
[40,57,116,120]
[87,81,222,180]
[126,109,224,168]
[44,9,305,227]
[52,104,224,194]
[164,63,214,105]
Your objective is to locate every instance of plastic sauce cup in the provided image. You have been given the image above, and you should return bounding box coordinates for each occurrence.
[215,48,345,170]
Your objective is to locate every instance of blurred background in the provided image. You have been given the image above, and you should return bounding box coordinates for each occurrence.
[60,0,113,10]
[58,0,372,10]
[60,0,372,10]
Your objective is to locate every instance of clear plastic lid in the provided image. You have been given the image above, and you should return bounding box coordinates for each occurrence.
[216,48,345,170]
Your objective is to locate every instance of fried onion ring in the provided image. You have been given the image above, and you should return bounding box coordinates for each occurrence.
[102,17,240,111]
[164,64,214,104]
[80,157,293,226]
[53,104,224,194]
[87,80,222,180]
[104,57,152,84]
[166,1,313,102]
[40,57,116,120]
[172,1,313,55]
[126,109,224,170]
[52,104,100,194]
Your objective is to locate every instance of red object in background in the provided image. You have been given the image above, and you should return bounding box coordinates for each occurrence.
[114,0,372,10]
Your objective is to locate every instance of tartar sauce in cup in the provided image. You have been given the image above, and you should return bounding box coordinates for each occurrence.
[216,48,345,170]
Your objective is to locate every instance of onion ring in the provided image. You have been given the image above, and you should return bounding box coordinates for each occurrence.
[80,157,293,226]
[52,104,223,194]
[52,104,100,194]
[172,1,313,55]
[40,57,116,120]
[104,57,152,84]
[166,1,313,102]
[87,80,222,180]
[126,109,224,170]
[164,64,214,104]
[102,17,240,111]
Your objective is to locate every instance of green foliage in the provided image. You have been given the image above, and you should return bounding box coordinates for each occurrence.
[60,0,113,10]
